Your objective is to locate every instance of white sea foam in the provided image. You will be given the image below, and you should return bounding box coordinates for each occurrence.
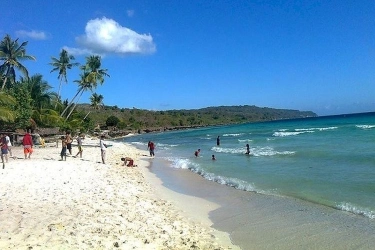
[295,127,338,131]
[273,131,314,137]
[356,125,375,129]
[211,146,295,156]
[336,202,375,219]
[211,146,245,154]
[131,141,147,146]
[238,139,253,143]
[166,157,194,170]
[222,133,243,137]
[252,146,295,156]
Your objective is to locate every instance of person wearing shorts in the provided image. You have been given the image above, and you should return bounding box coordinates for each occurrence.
[1,134,9,163]
[22,130,33,159]
[66,131,73,155]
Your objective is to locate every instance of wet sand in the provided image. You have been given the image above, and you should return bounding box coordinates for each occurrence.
[146,157,375,250]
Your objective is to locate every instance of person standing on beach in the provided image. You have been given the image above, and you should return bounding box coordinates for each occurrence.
[5,134,12,157]
[65,131,73,155]
[75,134,83,158]
[100,135,107,164]
[194,149,201,157]
[216,136,220,146]
[22,130,33,159]
[60,136,67,161]
[0,134,9,163]
[147,141,155,157]
[245,143,250,155]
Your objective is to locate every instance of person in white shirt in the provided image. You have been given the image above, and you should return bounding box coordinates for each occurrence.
[99,135,107,164]
[5,134,12,157]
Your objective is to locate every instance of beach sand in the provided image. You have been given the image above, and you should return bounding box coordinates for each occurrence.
[0,138,237,249]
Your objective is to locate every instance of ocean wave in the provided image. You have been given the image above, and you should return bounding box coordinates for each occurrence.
[166,157,196,170]
[295,127,338,131]
[131,141,147,147]
[238,139,253,142]
[336,202,375,219]
[356,125,375,129]
[273,131,314,137]
[211,146,295,156]
[222,133,243,137]
[211,146,247,154]
[252,146,295,156]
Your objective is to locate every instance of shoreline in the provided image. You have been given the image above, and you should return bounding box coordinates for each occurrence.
[146,156,375,250]
[0,140,237,249]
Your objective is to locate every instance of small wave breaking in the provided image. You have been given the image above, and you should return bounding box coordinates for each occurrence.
[336,202,375,219]
[356,125,375,129]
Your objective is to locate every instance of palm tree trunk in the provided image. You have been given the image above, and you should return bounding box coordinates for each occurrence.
[65,89,85,121]
[83,111,91,120]
[55,78,63,108]
[60,87,82,117]
[1,67,11,90]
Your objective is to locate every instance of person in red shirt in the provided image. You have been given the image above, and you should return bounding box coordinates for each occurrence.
[147,141,155,157]
[22,130,33,159]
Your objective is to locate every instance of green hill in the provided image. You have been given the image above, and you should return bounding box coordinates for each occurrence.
[76,104,317,133]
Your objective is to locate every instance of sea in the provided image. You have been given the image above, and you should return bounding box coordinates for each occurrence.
[119,112,375,220]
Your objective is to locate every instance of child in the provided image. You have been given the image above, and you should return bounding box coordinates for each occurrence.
[60,136,67,161]
[75,134,83,158]
[121,157,136,167]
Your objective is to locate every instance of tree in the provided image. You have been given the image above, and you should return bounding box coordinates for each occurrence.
[90,93,104,110]
[0,91,16,122]
[83,92,104,120]
[106,115,120,127]
[62,55,109,120]
[0,34,36,90]
[19,74,62,127]
[50,49,79,107]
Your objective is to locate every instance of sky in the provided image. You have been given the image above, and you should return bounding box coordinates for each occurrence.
[1,0,375,116]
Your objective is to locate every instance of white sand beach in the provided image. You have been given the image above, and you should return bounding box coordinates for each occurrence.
[0,138,237,249]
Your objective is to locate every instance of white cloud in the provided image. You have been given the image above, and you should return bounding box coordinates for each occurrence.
[127,10,135,17]
[63,46,92,56]
[15,30,47,40]
[74,17,156,56]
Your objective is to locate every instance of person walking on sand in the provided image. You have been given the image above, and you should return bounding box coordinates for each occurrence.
[245,143,250,155]
[0,134,9,163]
[217,136,220,146]
[75,134,83,158]
[194,149,201,157]
[22,130,33,159]
[100,135,107,164]
[65,131,73,155]
[147,141,155,157]
[60,136,67,161]
[5,134,12,157]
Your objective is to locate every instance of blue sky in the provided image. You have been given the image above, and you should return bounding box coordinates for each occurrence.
[1,0,375,116]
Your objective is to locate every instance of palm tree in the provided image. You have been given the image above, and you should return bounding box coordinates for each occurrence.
[82,55,109,87]
[83,92,104,120]
[0,92,16,122]
[62,55,109,119]
[90,92,104,110]
[0,34,36,90]
[65,73,94,120]
[19,74,62,126]
[50,49,79,107]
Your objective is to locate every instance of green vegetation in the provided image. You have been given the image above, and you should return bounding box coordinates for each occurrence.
[0,34,317,135]
[0,34,109,133]
[76,104,317,132]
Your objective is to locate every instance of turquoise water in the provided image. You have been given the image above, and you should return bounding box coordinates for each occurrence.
[120,112,375,219]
